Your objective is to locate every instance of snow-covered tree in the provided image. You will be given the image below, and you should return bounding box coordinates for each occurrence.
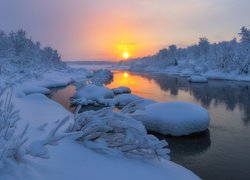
[198,37,210,62]
[239,26,250,47]
[121,26,250,76]
[0,29,64,75]
[168,45,178,66]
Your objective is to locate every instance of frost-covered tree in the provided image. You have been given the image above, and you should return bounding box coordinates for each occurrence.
[198,37,210,62]
[168,45,178,66]
[239,26,250,47]
[0,29,64,75]
[119,26,250,75]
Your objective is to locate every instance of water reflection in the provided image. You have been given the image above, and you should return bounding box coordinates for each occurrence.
[107,71,250,125]
[48,85,76,112]
[154,130,211,157]
[150,74,250,125]
[49,70,250,179]
[107,71,250,179]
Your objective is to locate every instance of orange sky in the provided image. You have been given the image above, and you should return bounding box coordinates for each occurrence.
[1,0,250,61]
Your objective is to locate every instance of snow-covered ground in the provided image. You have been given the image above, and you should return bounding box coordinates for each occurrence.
[67,63,113,71]
[0,91,199,180]
[0,66,200,179]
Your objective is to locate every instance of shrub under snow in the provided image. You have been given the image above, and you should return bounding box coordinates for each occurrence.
[67,107,170,160]
[0,88,76,167]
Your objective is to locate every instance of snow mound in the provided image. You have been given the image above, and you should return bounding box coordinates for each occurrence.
[132,102,210,136]
[112,86,131,94]
[73,84,115,105]
[115,94,143,107]
[187,76,208,83]
[17,84,50,95]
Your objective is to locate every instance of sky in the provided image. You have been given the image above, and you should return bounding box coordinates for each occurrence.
[0,0,250,61]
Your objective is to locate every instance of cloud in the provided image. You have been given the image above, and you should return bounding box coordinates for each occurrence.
[0,0,250,60]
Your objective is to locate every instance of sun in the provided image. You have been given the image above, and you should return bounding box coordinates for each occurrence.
[123,72,129,78]
[122,52,130,59]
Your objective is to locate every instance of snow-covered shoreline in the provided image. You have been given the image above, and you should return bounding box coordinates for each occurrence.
[0,67,200,180]
[113,65,250,82]
[117,27,250,82]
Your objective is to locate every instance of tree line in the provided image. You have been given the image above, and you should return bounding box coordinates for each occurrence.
[0,29,64,74]
[121,26,250,75]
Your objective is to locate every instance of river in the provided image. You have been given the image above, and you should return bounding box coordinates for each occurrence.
[49,70,250,180]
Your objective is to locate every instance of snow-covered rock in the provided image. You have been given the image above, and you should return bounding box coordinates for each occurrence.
[112,86,131,94]
[187,76,208,83]
[131,102,210,136]
[115,94,143,107]
[73,84,115,105]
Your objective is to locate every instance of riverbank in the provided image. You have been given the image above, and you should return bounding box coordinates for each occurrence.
[45,68,250,179]
[0,67,199,180]
[113,65,250,82]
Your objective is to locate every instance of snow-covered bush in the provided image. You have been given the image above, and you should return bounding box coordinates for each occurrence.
[92,69,113,85]
[0,88,28,167]
[0,88,76,167]
[26,117,80,159]
[67,107,170,160]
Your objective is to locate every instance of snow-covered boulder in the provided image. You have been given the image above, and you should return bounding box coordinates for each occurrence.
[115,94,143,107]
[187,76,208,83]
[131,102,210,136]
[73,84,114,105]
[112,86,131,94]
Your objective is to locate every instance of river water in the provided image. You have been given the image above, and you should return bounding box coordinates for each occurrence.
[50,70,250,180]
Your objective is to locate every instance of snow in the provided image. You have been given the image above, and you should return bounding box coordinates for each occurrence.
[12,69,91,97]
[112,86,131,94]
[115,94,143,107]
[131,102,210,136]
[16,83,51,95]
[187,76,208,83]
[3,139,198,180]
[73,84,115,105]
[0,90,200,180]
[68,63,113,71]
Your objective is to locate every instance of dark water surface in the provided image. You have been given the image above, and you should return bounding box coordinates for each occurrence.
[50,70,250,180]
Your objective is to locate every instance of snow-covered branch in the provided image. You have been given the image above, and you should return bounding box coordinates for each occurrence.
[67,107,170,160]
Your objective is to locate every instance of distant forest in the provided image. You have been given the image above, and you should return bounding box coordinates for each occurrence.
[0,30,64,74]
[121,27,250,75]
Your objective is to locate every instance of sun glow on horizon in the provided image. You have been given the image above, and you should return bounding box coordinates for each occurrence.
[123,72,129,78]
[122,52,130,59]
